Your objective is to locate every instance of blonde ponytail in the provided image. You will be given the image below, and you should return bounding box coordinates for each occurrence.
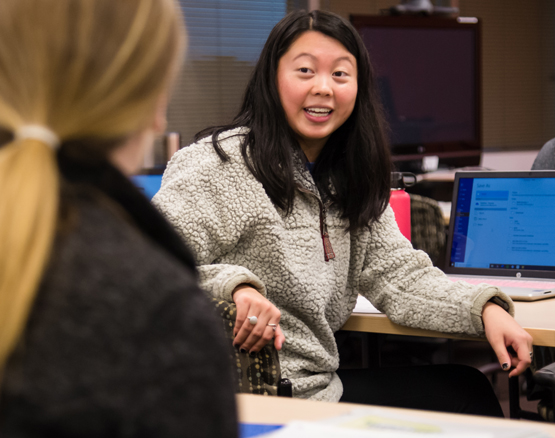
[0,0,185,370]
[0,138,59,366]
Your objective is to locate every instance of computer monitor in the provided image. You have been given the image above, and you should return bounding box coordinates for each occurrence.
[351,15,482,172]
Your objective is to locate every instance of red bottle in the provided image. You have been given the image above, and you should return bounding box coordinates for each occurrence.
[390,172,415,241]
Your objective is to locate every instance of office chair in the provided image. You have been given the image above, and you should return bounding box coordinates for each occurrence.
[510,361,555,421]
[532,138,555,170]
[532,362,555,422]
[409,193,446,266]
[212,299,292,397]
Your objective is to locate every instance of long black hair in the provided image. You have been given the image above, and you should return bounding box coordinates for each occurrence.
[195,10,392,231]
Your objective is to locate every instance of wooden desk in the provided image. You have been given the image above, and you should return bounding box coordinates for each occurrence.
[342,300,555,348]
[237,393,555,436]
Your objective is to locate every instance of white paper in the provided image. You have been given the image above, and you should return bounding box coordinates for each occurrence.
[261,408,550,438]
[263,421,489,438]
[352,295,382,314]
[323,408,550,438]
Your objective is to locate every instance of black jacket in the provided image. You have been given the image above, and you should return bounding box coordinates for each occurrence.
[1,159,238,438]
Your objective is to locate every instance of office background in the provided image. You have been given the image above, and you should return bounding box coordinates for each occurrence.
[164,0,555,158]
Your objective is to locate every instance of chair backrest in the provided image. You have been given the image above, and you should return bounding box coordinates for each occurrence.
[409,193,446,266]
[532,138,555,170]
[212,298,291,397]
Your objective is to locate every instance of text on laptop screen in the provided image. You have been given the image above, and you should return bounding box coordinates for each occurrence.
[450,177,555,270]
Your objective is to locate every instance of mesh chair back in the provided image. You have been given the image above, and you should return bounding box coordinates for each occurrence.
[409,193,446,266]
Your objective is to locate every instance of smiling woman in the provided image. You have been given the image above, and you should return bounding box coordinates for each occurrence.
[153,9,532,417]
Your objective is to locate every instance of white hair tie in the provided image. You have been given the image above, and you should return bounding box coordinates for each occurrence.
[15,124,60,150]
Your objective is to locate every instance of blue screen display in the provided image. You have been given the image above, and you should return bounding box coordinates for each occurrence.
[131,175,163,200]
[450,177,555,270]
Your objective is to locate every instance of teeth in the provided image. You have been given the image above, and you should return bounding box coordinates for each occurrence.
[305,107,332,117]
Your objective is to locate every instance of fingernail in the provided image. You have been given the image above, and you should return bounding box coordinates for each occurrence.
[240,348,247,354]
[249,351,257,357]
[502,363,510,370]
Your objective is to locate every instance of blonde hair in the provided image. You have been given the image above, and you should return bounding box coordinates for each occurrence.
[0,0,186,369]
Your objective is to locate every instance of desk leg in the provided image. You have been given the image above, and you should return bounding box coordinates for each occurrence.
[509,376,520,419]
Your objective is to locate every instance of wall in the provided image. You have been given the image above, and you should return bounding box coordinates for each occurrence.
[460,0,555,151]
[325,0,555,152]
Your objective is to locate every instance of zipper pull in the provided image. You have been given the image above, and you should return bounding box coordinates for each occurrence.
[322,232,335,261]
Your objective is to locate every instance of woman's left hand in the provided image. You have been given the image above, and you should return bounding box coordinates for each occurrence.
[482,302,533,377]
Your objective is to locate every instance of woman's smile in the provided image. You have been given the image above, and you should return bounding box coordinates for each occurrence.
[304,107,333,121]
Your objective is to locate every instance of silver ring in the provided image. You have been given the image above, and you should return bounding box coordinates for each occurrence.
[248,316,258,325]
[267,323,277,332]
[530,351,534,359]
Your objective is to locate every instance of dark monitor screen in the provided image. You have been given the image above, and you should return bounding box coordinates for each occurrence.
[351,16,482,168]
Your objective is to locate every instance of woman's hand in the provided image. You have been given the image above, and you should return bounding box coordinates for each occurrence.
[482,302,533,378]
[232,284,285,354]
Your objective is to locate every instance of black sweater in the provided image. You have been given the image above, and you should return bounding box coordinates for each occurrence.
[0,163,238,438]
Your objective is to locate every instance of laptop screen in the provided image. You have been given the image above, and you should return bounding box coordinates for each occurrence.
[444,171,555,278]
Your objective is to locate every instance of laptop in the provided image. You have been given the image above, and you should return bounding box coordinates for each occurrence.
[443,170,555,301]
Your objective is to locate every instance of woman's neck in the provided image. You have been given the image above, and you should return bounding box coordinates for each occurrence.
[298,138,326,162]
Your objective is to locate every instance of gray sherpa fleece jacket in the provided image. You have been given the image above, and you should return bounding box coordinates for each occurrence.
[153,128,514,402]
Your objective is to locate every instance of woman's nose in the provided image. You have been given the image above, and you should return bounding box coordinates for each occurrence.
[312,75,332,96]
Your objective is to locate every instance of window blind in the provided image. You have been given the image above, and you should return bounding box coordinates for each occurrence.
[165,1,287,149]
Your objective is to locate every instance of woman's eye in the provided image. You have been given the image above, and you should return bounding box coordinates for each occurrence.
[299,67,311,73]
[333,71,348,78]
